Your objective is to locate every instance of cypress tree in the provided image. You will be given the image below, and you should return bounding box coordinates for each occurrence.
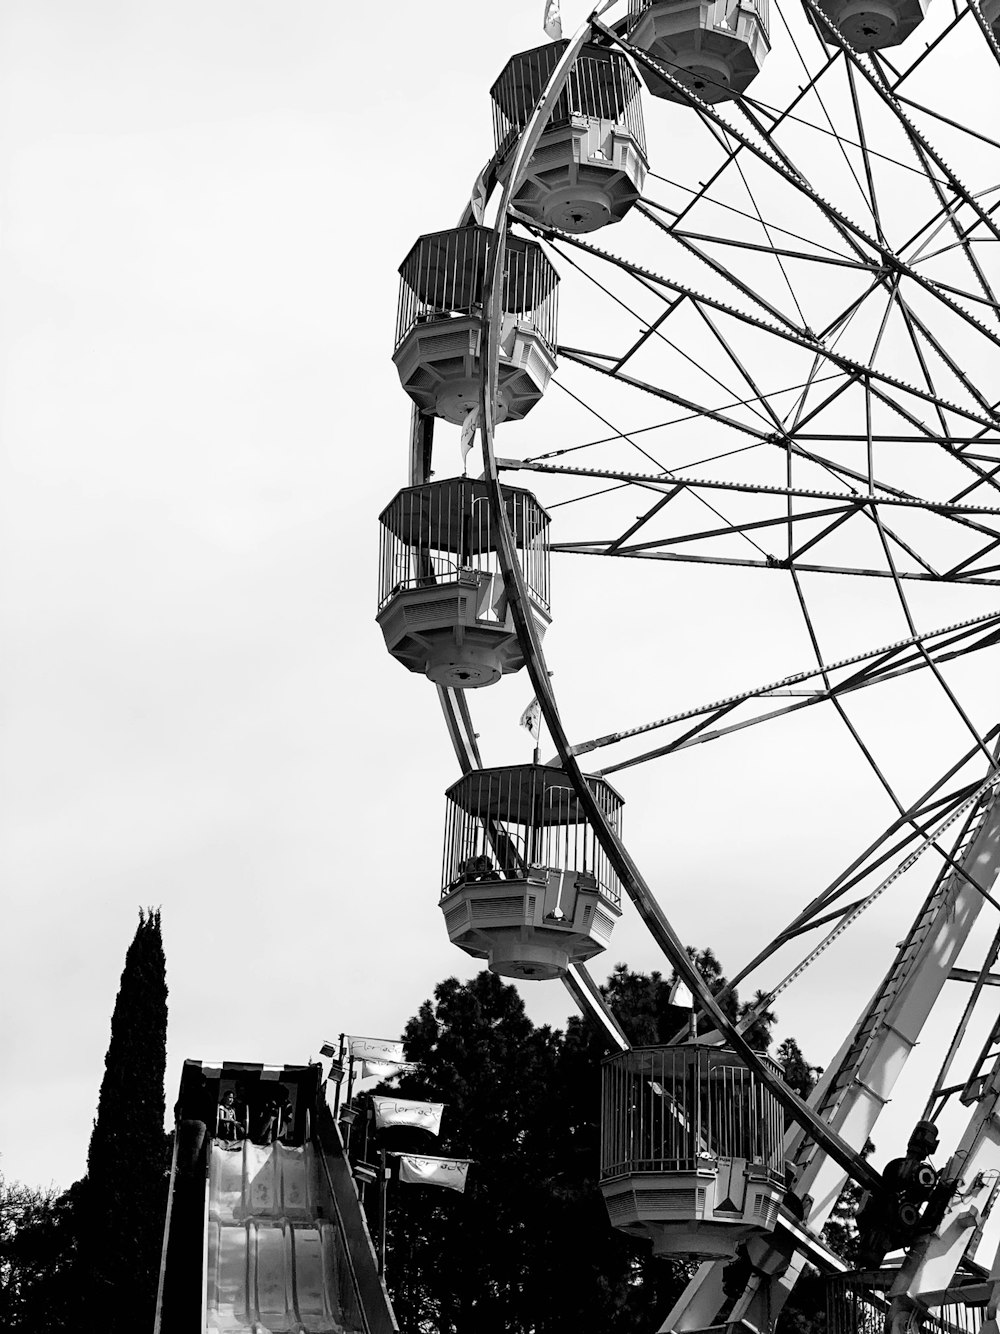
[81,907,169,1329]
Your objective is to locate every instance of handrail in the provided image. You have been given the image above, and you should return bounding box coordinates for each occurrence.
[151,1126,180,1334]
[313,1096,399,1334]
[199,1145,211,1334]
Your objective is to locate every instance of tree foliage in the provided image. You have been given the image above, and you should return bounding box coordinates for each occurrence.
[1,909,172,1332]
[372,970,692,1334]
[0,1173,80,1331]
[81,907,170,1329]
[820,1139,873,1266]
[366,952,817,1333]
[604,949,779,1050]
[775,1037,823,1101]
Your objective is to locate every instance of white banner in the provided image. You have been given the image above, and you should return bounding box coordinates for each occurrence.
[519,697,540,740]
[360,1057,417,1080]
[543,0,563,39]
[459,404,480,471]
[397,1154,470,1193]
[371,1096,444,1135]
[349,1036,406,1063]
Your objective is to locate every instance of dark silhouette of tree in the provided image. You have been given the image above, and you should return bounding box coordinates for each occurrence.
[0,1173,81,1330]
[777,1037,824,1100]
[372,971,559,1332]
[80,907,169,1330]
[372,949,807,1333]
[524,1008,694,1332]
[373,969,693,1333]
[601,962,668,1042]
[820,1139,874,1265]
[740,989,778,1050]
[605,950,778,1050]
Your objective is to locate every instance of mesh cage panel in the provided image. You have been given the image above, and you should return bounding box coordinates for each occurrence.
[441,765,624,905]
[395,227,559,352]
[491,43,646,158]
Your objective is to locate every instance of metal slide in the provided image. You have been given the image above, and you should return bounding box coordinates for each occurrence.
[155,1060,397,1334]
[206,1139,360,1332]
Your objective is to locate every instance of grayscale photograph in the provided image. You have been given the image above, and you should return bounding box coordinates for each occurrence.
[1,1,999,1330]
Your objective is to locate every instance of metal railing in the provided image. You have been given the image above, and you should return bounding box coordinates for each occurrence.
[314,1095,399,1334]
[491,42,646,159]
[826,1276,985,1334]
[441,764,624,905]
[601,1046,786,1180]
[628,0,770,40]
[378,479,551,615]
[395,226,559,353]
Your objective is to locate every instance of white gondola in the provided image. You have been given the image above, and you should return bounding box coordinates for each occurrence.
[491,41,648,234]
[393,226,559,425]
[377,479,551,688]
[601,1045,787,1259]
[440,765,623,979]
[627,0,770,103]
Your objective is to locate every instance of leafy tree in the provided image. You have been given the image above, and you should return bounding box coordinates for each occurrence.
[820,1139,874,1265]
[373,962,770,1332]
[776,1037,823,1099]
[0,1173,80,1330]
[607,949,778,1050]
[740,989,778,1051]
[527,1008,693,1332]
[364,954,834,1332]
[374,971,564,1333]
[80,907,169,1330]
[601,962,668,1043]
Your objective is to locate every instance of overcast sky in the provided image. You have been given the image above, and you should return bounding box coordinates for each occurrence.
[2,0,999,1209]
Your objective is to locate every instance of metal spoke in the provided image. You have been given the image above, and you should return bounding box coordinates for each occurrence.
[503,459,1000,521]
[564,607,1000,765]
[551,542,1000,584]
[547,229,1000,431]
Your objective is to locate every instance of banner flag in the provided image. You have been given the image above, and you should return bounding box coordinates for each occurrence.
[459,404,480,472]
[349,1037,406,1064]
[396,1153,470,1193]
[543,0,563,39]
[360,1058,418,1081]
[371,1096,444,1135]
[519,697,541,740]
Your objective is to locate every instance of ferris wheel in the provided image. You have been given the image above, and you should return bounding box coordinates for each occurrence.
[376,0,1000,1330]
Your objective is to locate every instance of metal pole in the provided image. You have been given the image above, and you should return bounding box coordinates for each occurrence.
[379,1148,389,1279]
[345,1049,356,1112]
[333,1033,346,1118]
[357,1100,371,1204]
